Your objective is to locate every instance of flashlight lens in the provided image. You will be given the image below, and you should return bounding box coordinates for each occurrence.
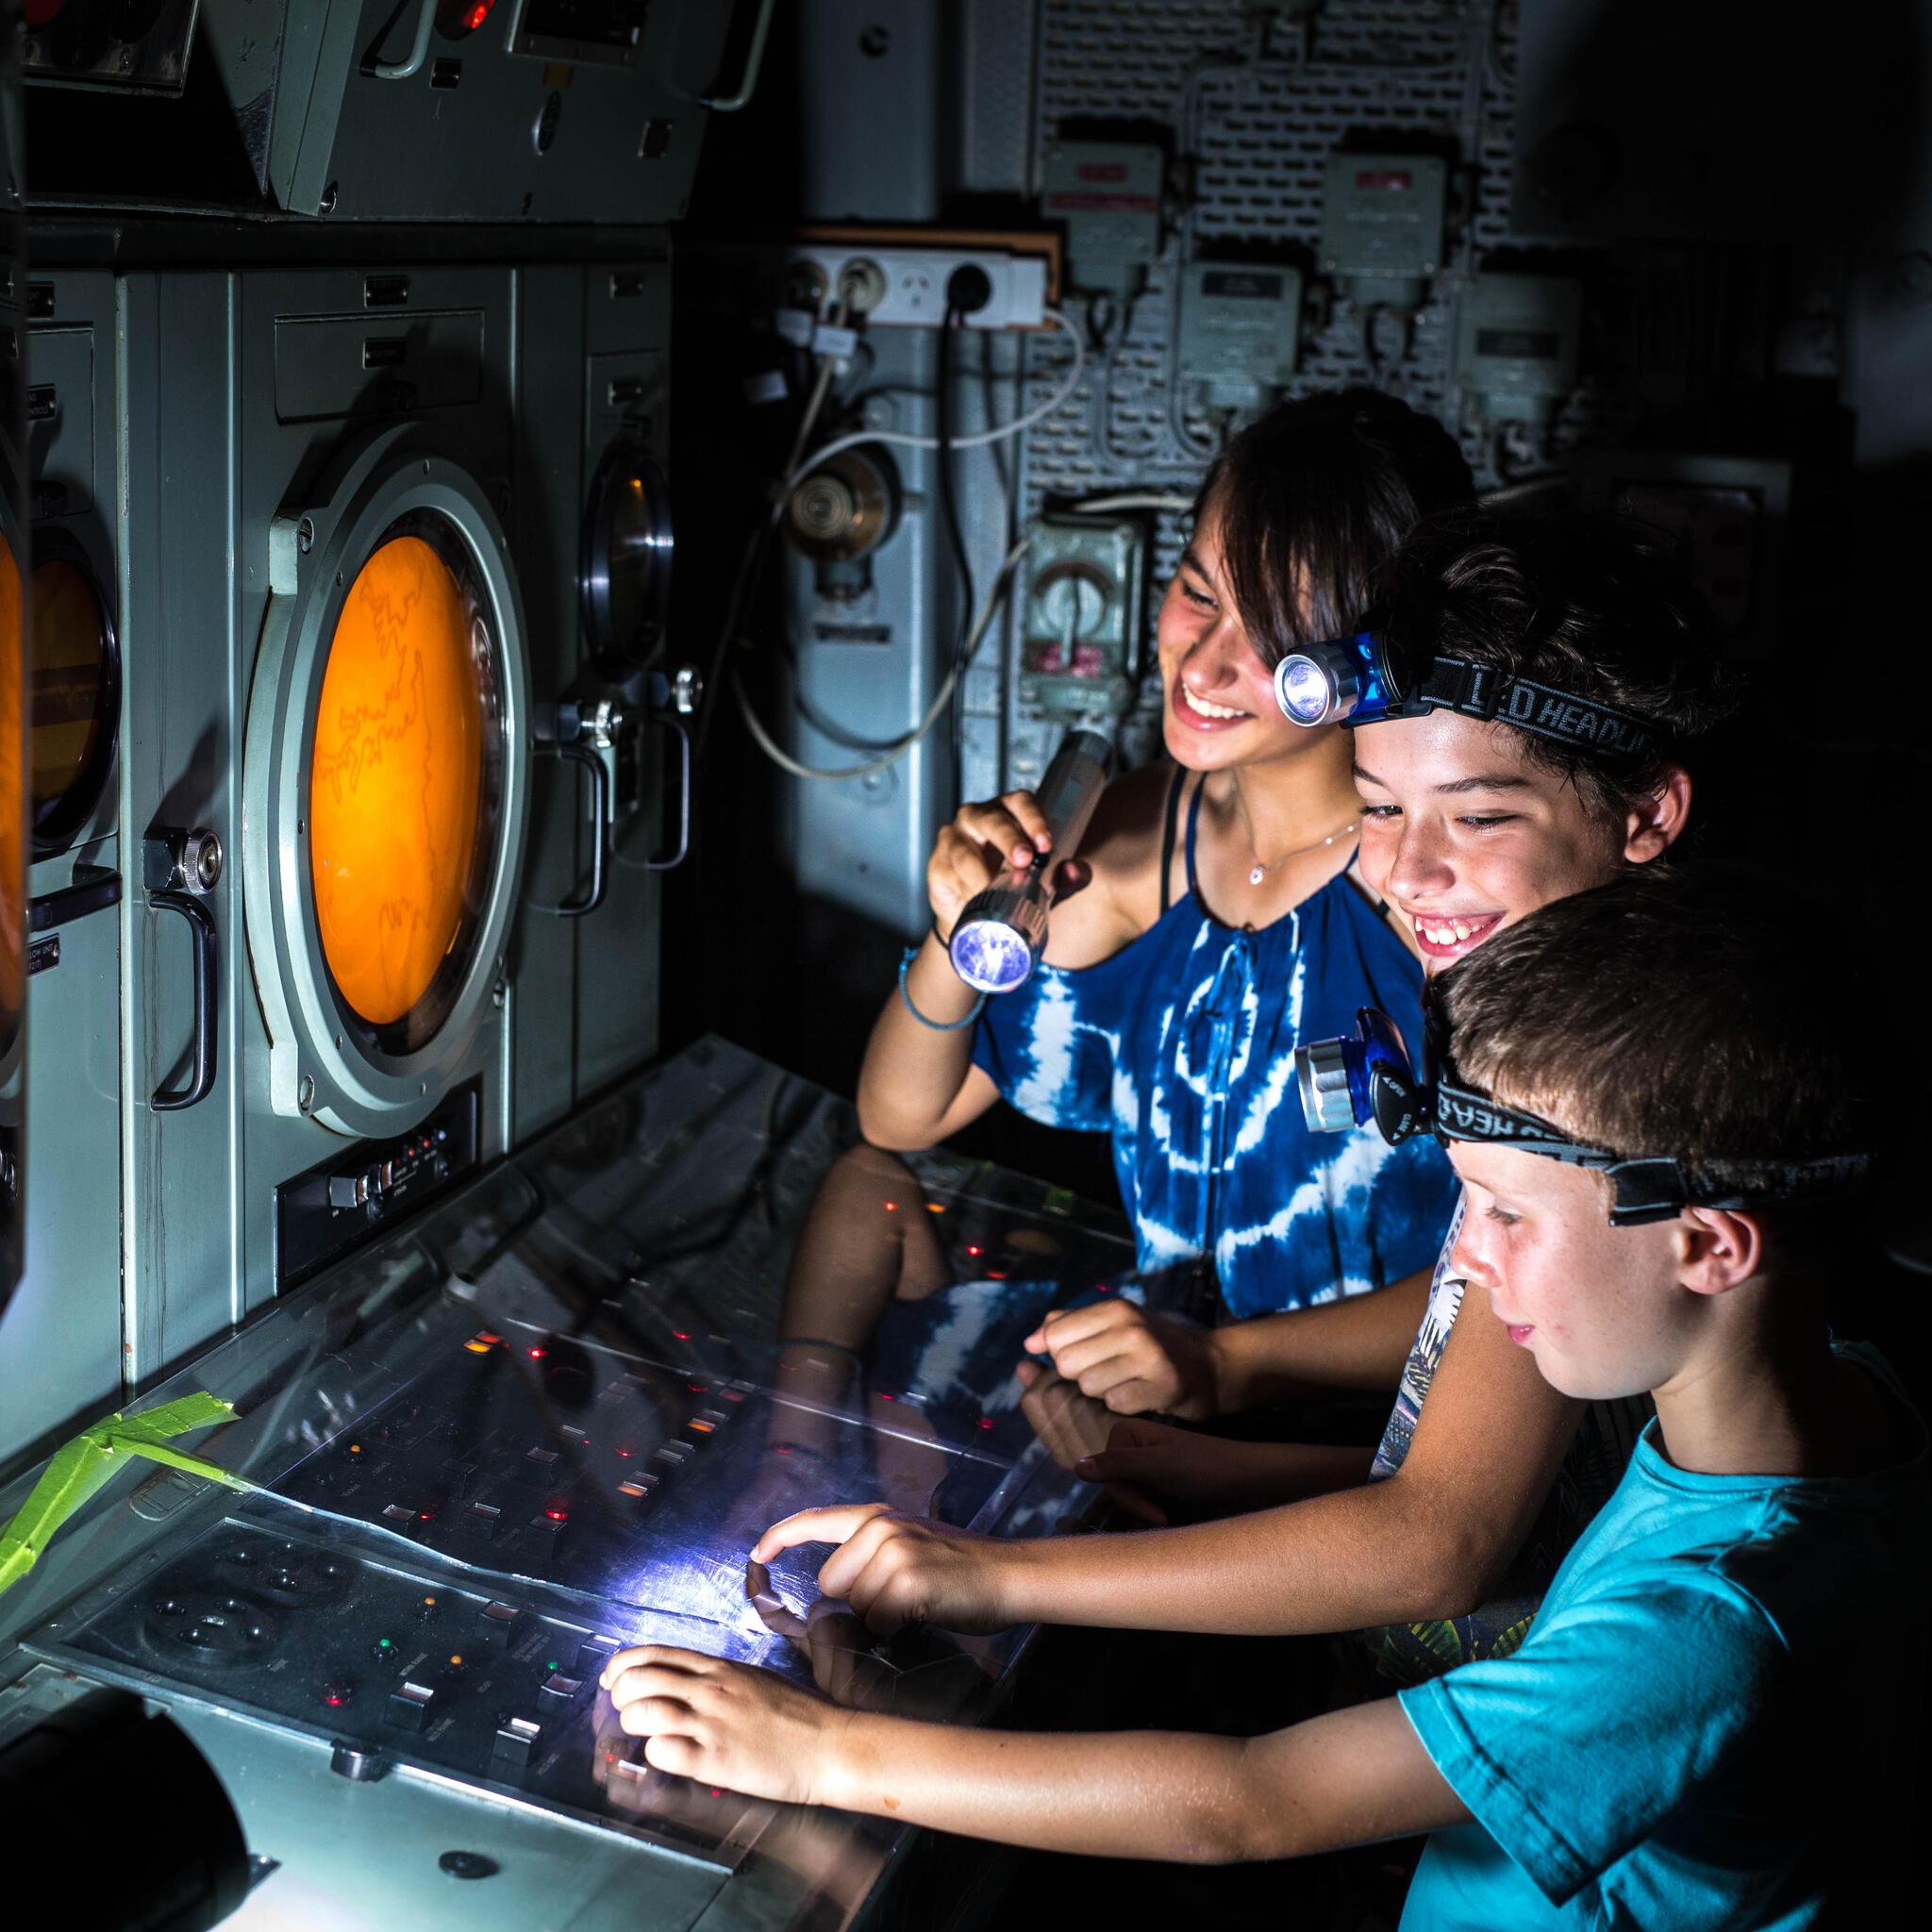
[1274,655,1335,726]
[950,920,1038,994]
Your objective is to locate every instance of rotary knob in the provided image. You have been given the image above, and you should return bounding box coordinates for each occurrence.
[1296,1038,1356,1134]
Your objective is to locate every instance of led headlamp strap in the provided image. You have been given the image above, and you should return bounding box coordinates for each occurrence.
[1412,657,1660,760]
[1434,1078,1877,1227]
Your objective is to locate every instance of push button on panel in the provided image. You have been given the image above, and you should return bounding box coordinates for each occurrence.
[576,1634,623,1678]
[491,1716,541,1769]
[539,1673,585,1710]
[478,1600,521,1641]
[385,1680,436,1732]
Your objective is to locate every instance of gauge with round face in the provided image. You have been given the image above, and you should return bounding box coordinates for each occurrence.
[308,513,502,1055]
[28,553,118,853]
[580,442,672,677]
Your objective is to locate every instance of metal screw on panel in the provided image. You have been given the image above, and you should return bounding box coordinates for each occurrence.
[296,517,315,554]
[297,1075,315,1113]
[491,980,506,1010]
[319,183,339,216]
[672,666,702,715]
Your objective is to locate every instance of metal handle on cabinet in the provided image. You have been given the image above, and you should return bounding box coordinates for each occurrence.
[552,741,610,918]
[687,0,778,111]
[144,828,223,1115]
[640,710,692,873]
[366,0,437,81]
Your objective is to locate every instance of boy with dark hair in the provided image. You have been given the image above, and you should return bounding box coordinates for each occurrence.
[601,865,1924,1928]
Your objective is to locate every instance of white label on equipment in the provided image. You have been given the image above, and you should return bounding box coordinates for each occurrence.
[812,323,858,359]
[742,368,790,403]
[774,308,816,347]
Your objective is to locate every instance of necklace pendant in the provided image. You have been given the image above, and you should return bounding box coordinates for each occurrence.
[1248,864,1266,886]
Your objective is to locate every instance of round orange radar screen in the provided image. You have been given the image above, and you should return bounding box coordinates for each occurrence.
[309,531,487,1033]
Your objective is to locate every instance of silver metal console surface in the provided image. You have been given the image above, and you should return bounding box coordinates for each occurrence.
[0,1037,1142,1931]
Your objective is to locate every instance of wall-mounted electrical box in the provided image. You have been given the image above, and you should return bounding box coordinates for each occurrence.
[1176,262,1304,411]
[1319,152,1448,308]
[1454,274,1583,424]
[1041,142,1166,298]
[1020,516,1149,721]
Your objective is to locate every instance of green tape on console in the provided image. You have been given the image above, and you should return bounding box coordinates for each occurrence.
[0,1393,253,1598]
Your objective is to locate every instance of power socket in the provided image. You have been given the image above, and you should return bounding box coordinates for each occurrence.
[778,246,1049,331]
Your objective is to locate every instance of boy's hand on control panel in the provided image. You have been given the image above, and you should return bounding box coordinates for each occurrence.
[1024,1299,1223,1420]
[601,1644,851,1807]
[752,1504,1019,1636]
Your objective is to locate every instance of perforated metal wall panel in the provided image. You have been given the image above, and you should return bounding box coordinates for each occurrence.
[966,0,1638,798]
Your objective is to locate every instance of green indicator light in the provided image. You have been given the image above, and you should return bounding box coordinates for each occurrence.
[546,1660,558,1672]
[377,1638,392,1651]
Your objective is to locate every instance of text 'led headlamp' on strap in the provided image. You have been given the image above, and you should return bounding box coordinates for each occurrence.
[1272,631,1659,760]
[1295,1006,1875,1227]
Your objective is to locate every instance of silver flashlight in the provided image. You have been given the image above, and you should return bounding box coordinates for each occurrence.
[948,728,1114,994]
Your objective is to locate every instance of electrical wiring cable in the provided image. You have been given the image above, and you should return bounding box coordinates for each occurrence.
[735,480,1198,786]
[787,307,1085,487]
[734,532,1036,782]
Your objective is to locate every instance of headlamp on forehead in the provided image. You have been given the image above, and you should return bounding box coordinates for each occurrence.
[1273,629,1661,761]
[1294,1006,1874,1228]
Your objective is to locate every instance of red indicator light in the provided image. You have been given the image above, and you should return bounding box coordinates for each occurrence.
[418,1510,435,1522]
[687,1383,708,1394]
[617,1449,632,1458]
[987,1270,1008,1280]
[1098,1284,1112,1294]
[877,1392,894,1402]
[478,1332,502,1344]
[966,1245,983,1257]
[775,1445,791,1455]
[325,1692,345,1707]
[883,1201,898,1212]
[466,1,492,30]
[545,1508,568,1523]
[528,1347,546,1359]
[672,1331,691,1341]
[977,1419,994,1429]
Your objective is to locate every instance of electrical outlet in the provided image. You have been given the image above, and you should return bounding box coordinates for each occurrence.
[777,247,1049,330]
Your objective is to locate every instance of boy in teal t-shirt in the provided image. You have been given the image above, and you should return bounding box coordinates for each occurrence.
[595,866,1925,1929]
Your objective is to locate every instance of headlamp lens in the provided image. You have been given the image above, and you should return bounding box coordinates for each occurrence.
[1274,655,1337,726]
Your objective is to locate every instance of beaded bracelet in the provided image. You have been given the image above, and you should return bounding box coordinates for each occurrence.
[897,946,985,1031]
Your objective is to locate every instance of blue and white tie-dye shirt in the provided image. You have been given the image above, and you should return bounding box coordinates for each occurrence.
[970,779,1458,1318]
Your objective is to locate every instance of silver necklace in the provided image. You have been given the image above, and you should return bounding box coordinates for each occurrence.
[1243,818,1359,886]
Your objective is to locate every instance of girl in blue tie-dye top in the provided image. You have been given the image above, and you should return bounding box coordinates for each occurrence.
[858,389,1469,1318]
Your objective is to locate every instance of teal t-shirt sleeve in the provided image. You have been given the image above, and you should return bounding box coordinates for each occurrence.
[1397,1572,1789,1906]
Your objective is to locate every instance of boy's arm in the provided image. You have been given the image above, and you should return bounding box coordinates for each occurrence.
[762,1291,1582,1637]
[1025,1263,1434,1418]
[602,1647,1469,1862]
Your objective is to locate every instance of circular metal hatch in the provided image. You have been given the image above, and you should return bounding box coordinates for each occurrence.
[243,426,530,1139]
[28,538,119,857]
[579,439,672,677]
